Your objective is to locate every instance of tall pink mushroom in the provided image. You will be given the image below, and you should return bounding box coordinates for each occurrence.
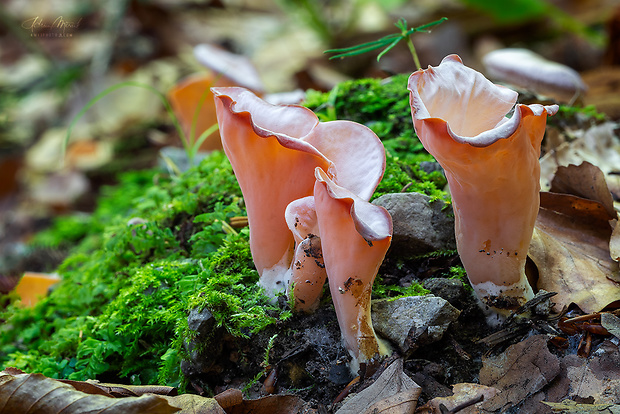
[408,55,558,318]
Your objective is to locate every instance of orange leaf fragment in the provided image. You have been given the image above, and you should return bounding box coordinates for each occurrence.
[12,272,61,307]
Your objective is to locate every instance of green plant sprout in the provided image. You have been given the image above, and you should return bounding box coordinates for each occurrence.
[325,17,447,70]
[64,80,218,168]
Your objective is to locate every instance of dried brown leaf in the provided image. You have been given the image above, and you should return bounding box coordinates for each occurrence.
[550,162,616,218]
[0,369,178,414]
[479,335,560,412]
[555,343,620,405]
[225,394,316,414]
[530,192,620,313]
[336,359,420,414]
[539,123,620,203]
[161,394,226,414]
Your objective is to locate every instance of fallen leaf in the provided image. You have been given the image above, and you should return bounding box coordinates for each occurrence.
[0,369,178,414]
[539,122,620,207]
[416,383,499,414]
[542,399,620,413]
[12,272,61,307]
[161,394,226,414]
[224,394,316,414]
[530,192,620,313]
[479,335,560,412]
[336,359,420,414]
[530,162,620,313]
[549,162,616,218]
[551,342,620,405]
[213,388,243,409]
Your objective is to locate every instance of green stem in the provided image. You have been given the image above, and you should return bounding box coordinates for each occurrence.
[405,35,421,70]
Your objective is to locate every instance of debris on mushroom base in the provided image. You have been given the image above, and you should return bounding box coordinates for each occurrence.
[408,54,558,322]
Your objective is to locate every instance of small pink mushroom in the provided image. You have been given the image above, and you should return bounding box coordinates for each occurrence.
[408,55,558,318]
[314,167,393,372]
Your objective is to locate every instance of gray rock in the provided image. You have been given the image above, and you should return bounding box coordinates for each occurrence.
[372,192,455,257]
[423,278,467,307]
[419,161,444,175]
[182,306,223,377]
[371,295,460,355]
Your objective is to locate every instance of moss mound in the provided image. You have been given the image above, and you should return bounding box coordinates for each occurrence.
[0,152,290,388]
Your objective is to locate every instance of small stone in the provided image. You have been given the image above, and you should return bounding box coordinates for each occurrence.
[372,192,455,257]
[371,295,460,355]
[422,278,466,307]
[419,161,444,175]
[328,361,354,385]
[188,306,216,336]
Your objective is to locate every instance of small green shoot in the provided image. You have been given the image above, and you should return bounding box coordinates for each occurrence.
[263,334,278,368]
[241,333,278,394]
[325,17,447,70]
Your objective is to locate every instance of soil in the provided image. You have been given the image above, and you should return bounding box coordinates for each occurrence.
[180,252,499,412]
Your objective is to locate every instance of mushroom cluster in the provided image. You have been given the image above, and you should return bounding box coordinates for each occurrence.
[408,55,558,320]
[213,87,392,371]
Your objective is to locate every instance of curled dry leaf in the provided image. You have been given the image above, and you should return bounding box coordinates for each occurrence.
[336,359,420,414]
[0,369,178,414]
[549,161,615,218]
[539,122,620,206]
[224,394,316,414]
[529,163,620,313]
[479,335,561,412]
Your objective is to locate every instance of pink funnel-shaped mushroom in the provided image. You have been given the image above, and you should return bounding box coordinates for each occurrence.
[314,167,393,370]
[408,55,558,316]
[213,87,385,311]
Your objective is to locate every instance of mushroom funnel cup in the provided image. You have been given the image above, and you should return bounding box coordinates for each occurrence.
[408,55,558,318]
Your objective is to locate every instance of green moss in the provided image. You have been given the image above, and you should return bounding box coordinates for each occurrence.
[444,265,473,292]
[304,75,413,142]
[372,275,430,299]
[0,151,285,388]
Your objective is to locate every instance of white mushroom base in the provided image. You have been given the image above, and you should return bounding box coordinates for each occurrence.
[473,274,534,326]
